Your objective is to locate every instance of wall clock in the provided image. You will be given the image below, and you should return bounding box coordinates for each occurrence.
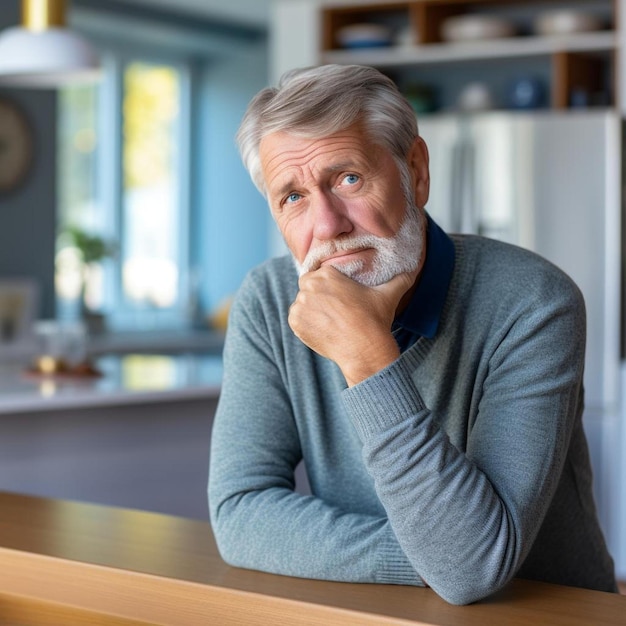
[0,97,34,193]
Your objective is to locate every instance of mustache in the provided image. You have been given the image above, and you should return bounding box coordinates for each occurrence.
[298,233,392,275]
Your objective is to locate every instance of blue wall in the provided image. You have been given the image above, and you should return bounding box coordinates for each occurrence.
[0,6,57,317]
[196,48,272,315]
[0,5,272,324]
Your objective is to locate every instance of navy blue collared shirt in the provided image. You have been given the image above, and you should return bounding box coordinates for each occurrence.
[392,215,455,352]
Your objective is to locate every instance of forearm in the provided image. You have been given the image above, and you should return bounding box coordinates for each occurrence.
[209,477,423,585]
[343,306,585,605]
[208,277,423,586]
[345,368,513,603]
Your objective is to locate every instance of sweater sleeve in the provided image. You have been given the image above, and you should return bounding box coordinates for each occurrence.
[208,271,423,586]
[342,277,586,604]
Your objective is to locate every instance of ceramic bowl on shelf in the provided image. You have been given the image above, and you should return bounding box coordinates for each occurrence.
[336,23,392,49]
[394,25,418,47]
[457,82,494,111]
[533,10,603,36]
[441,14,516,43]
[507,77,547,110]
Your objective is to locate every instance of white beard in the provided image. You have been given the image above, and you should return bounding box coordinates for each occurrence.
[295,204,425,287]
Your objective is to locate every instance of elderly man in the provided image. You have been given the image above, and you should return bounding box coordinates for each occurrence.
[208,64,617,605]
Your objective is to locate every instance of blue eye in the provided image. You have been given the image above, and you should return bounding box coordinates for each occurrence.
[285,192,301,204]
[344,174,359,185]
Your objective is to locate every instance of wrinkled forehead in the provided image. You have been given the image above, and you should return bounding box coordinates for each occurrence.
[259,126,386,187]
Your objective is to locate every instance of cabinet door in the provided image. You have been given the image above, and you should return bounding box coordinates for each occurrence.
[528,111,621,409]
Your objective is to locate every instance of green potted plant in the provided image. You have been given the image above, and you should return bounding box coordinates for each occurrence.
[60,226,117,333]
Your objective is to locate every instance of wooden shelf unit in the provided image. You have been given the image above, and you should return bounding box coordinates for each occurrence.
[320,0,617,110]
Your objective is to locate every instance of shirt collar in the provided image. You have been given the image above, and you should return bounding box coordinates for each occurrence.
[393,214,455,345]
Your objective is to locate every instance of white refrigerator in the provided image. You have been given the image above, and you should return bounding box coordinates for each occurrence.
[419,110,624,577]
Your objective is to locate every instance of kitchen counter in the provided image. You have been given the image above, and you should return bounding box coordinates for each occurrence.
[0,352,223,414]
[0,352,223,520]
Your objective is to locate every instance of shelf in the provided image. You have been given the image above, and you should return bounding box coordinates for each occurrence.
[319,0,616,110]
[320,30,616,69]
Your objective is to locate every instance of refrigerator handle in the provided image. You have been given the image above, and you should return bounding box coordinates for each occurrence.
[450,138,463,232]
[463,137,477,234]
[450,123,478,234]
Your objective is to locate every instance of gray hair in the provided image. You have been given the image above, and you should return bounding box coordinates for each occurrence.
[236,64,419,195]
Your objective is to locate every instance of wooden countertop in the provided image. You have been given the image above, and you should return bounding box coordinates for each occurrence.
[0,492,623,625]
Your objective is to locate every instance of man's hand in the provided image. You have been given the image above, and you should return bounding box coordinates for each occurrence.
[288,266,415,386]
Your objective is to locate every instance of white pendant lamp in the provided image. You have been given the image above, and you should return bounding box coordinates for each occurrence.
[0,0,100,88]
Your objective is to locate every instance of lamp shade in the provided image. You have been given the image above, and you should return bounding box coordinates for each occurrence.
[0,0,100,88]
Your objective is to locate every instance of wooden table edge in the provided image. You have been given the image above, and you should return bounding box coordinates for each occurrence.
[0,546,429,626]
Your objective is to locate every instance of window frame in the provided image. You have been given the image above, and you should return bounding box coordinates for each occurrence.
[61,45,196,331]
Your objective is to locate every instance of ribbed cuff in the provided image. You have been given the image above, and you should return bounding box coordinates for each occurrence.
[342,356,427,442]
[377,534,425,586]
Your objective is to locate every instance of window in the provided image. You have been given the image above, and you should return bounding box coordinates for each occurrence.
[122,61,182,311]
[56,82,100,313]
[56,52,192,330]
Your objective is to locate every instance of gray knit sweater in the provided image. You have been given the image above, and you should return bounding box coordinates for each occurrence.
[208,234,617,605]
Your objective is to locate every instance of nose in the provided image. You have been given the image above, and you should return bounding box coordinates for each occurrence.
[310,190,353,241]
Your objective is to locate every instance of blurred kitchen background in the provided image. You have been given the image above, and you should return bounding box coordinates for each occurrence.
[0,0,624,585]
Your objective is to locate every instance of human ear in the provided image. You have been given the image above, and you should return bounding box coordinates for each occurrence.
[408,136,430,208]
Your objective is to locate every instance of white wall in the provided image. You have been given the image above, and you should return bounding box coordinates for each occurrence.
[270,0,320,83]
